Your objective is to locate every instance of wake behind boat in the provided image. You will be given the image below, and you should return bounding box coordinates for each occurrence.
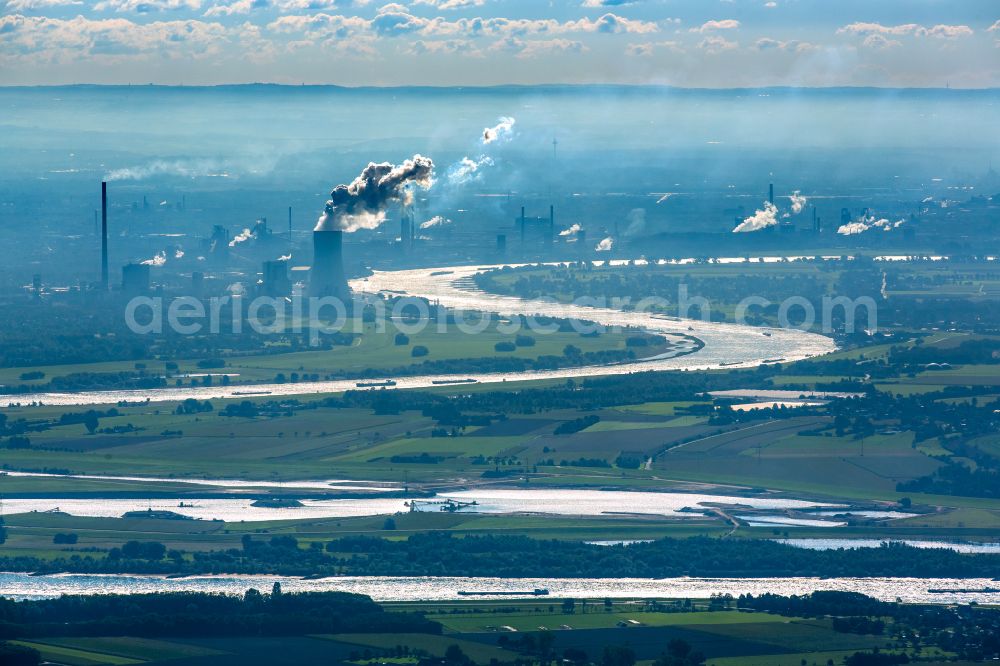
[457,588,550,597]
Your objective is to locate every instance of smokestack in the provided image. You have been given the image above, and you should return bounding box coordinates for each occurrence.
[288,206,293,241]
[520,206,526,244]
[101,181,108,290]
[400,215,412,253]
[768,183,774,205]
[310,229,349,300]
[549,205,555,245]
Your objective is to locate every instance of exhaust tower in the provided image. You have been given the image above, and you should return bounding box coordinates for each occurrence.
[101,181,109,290]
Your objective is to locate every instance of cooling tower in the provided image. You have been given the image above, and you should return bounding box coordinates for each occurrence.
[309,229,350,300]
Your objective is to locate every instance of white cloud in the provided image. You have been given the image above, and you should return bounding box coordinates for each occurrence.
[838,22,923,37]
[754,37,814,52]
[406,38,482,56]
[690,19,739,33]
[862,33,900,50]
[698,35,737,53]
[490,36,588,58]
[565,13,659,34]
[625,42,653,56]
[267,10,656,41]
[839,22,973,40]
[274,0,339,8]
[204,0,269,16]
[924,24,973,40]
[413,0,484,9]
[4,0,82,9]
[93,0,201,11]
[625,39,682,56]
[267,12,369,39]
[0,13,227,59]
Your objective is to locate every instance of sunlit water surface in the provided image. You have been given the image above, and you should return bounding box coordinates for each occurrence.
[3,572,998,604]
[1,488,837,522]
[2,261,834,406]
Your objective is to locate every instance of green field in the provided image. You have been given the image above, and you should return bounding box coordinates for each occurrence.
[0,315,656,389]
[323,633,518,663]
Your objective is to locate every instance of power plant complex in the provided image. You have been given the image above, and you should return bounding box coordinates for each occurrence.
[18,167,930,305]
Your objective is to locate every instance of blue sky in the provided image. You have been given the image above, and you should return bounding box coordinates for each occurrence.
[1,0,997,86]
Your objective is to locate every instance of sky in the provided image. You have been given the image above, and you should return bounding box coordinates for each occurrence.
[1,0,998,87]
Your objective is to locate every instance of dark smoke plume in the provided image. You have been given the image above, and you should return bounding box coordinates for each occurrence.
[315,155,435,233]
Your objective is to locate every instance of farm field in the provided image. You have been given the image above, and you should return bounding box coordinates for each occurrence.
[7,604,931,666]
[0,317,659,390]
[3,381,1000,557]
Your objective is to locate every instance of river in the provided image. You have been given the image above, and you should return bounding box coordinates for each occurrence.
[0,487,838,522]
[1,261,835,407]
[2,572,997,604]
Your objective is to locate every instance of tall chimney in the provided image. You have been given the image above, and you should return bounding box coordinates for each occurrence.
[768,183,774,205]
[101,181,109,290]
[400,216,410,253]
[520,206,526,244]
[288,206,293,241]
[309,229,349,300]
[548,205,554,245]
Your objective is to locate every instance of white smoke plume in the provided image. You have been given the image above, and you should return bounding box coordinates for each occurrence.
[420,215,451,229]
[277,254,292,261]
[559,223,582,237]
[482,116,516,145]
[141,251,167,266]
[105,159,234,182]
[624,208,646,237]
[229,228,253,247]
[447,155,494,186]
[174,248,185,259]
[733,201,779,233]
[837,214,905,235]
[837,222,869,235]
[789,191,807,215]
[315,155,435,233]
[440,116,517,191]
[595,237,614,252]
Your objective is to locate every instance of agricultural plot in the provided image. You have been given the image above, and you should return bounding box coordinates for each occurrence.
[656,417,950,499]
[431,610,792,633]
[324,633,517,663]
[0,318,639,389]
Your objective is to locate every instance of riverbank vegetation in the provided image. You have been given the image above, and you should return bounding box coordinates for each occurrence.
[0,305,676,394]
[2,589,999,665]
[0,587,437,640]
[3,535,1000,579]
[475,258,1000,338]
